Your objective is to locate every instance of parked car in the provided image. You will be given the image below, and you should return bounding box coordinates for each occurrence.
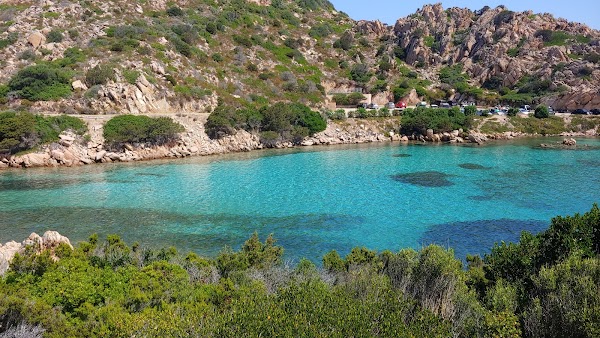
[572,109,590,115]
[395,101,407,109]
[430,104,439,108]
[417,101,427,107]
[590,108,600,115]
[367,103,379,110]
[440,102,451,108]
[385,102,396,109]
[357,103,368,109]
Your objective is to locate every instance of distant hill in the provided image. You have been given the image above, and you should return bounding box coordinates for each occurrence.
[0,1,598,113]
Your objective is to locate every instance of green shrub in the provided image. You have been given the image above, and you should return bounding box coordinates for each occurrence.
[85,64,114,86]
[0,112,87,153]
[533,105,549,119]
[0,32,18,49]
[401,107,471,135]
[8,64,72,101]
[166,6,184,17]
[63,47,85,63]
[122,69,140,84]
[333,31,353,51]
[463,105,477,116]
[46,29,63,43]
[205,103,325,144]
[309,23,332,38]
[507,107,519,117]
[103,115,184,145]
[333,92,365,106]
[326,109,347,120]
[233,35,253,48]
[349,64,371,83]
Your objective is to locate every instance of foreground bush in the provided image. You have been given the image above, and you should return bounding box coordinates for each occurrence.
[2,206,598,337]
[0,112,87,154]
[103,115,184,146]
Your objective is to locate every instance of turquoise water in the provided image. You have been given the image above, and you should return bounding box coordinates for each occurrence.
[1,138,599,261]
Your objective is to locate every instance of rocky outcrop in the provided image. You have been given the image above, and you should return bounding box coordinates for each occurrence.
[356,20,390,39]
[0,231,73,275]
[392,4,600,108]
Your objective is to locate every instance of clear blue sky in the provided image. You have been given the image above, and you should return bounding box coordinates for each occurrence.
[328,1,600,30]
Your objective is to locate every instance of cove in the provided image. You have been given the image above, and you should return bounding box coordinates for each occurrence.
[1,138,599,262]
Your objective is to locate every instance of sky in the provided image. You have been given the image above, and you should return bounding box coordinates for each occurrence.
[328,1,600,30]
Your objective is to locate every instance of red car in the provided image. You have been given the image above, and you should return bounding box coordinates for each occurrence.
[395,101,407,109]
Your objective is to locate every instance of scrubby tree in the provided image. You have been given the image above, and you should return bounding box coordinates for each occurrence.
[534,105,549,118]
[8,64,72,101]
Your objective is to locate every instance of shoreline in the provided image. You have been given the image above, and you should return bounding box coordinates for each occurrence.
[1,116,598,171]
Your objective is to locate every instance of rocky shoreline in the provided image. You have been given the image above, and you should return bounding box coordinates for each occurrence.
[0,116,598,170]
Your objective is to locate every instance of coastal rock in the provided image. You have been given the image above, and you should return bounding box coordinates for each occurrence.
[0,241,22,275]
[23,153,50,167]
[468,132,487,144]
[562,138,577,146]
[95,150,106,161]
[0,231,72,275]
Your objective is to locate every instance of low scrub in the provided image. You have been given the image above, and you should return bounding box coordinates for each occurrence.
[103,115,184,146]
[400,107,472,135]
[205,103,326,144]
[1,206,598,337]
[0,112,87,154]
[8,64,72,101]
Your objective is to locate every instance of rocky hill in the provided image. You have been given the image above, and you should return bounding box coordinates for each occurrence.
[0,0,599,114]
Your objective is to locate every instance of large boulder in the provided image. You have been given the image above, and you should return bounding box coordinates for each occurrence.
[0,241,22,275]
[27,31,45,48]
[0,231,73,275]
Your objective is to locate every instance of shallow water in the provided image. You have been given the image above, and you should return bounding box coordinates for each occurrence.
[1,138,599,261]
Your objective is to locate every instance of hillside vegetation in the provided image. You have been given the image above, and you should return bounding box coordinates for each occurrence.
[0,0,598,118]
[1,205,599,337]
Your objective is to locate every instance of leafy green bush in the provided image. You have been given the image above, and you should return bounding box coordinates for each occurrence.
[533,105,549,118]
[205,103,325,144]
[507,107,519,117]
[439,64,468,87]
[103,115,184,146]
[122,69,140,84]
[166,6,184,17]
[85,64,114,86]
[349,63,371,83]
[309,23,332,38]
[0,112,87,154]
[401,107,471,135]
[333,31,353,51]
[326,109,347,120]
[8,64,72,101]
[534,30,573,46]
[46,29,63,43]
[332,92,365,106]
[463,105,477,116]
[0,32,18,49]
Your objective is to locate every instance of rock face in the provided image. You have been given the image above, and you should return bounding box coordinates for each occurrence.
[0,231,73,275]
[392,4,600,109]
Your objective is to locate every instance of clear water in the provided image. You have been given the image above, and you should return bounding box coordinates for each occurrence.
[1,138,599,261]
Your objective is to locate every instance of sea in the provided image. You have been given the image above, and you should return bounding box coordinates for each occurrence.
[1,137,599,262]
